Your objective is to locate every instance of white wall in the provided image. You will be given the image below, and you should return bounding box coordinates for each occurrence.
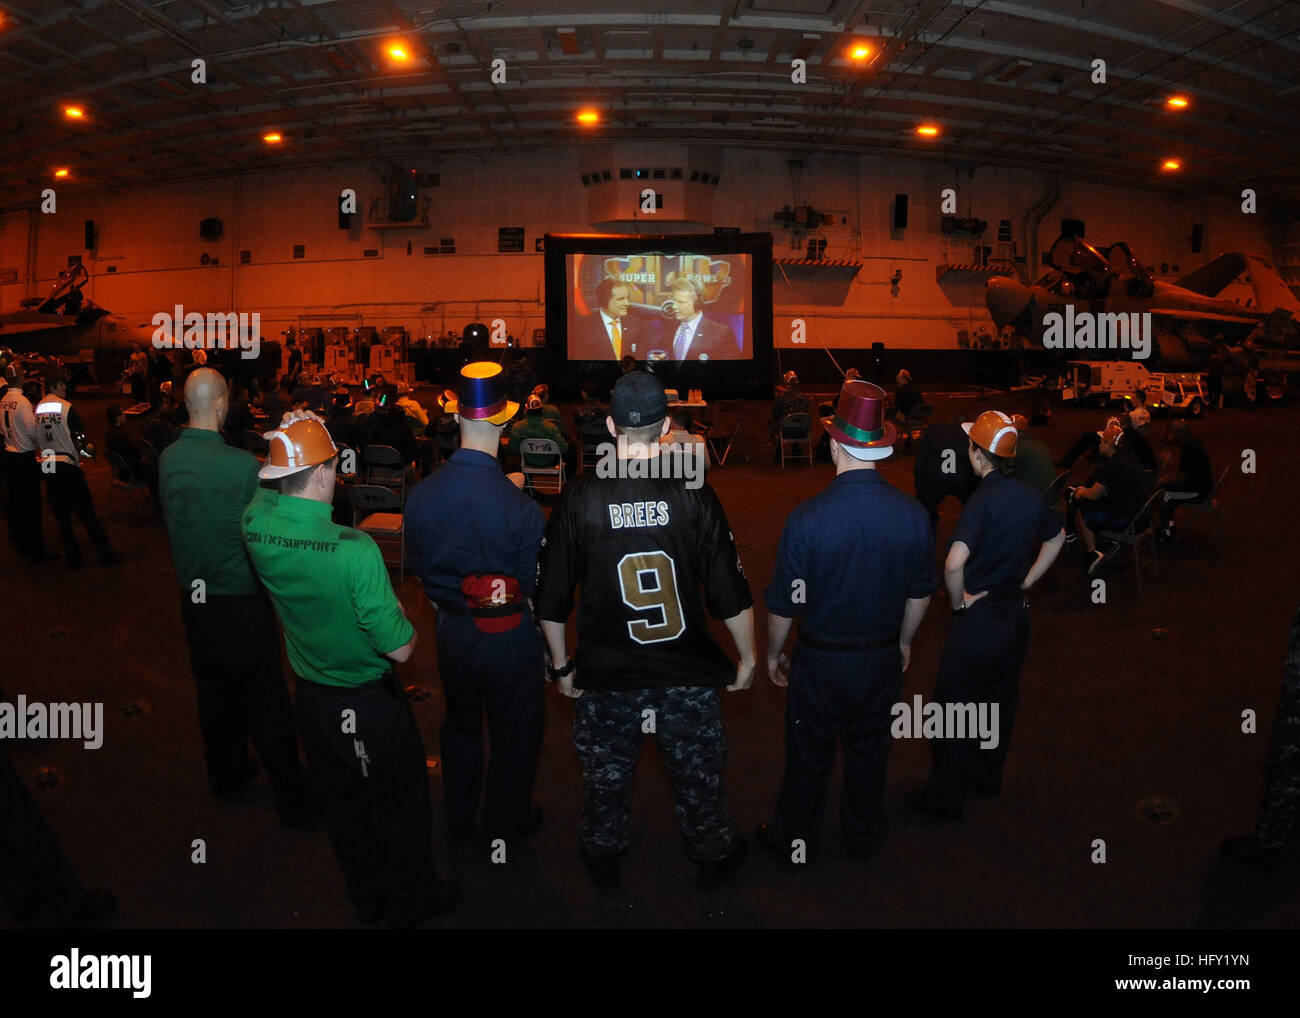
[0,148,1276,350]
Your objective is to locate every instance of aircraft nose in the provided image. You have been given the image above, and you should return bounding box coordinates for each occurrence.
[985,277,1033,329]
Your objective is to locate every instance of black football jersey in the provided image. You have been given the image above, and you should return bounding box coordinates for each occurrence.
[536,471,752,691]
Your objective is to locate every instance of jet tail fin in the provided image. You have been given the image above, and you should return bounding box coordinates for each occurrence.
[1178,252,1300,313]
[1176,253,1246,297]
[1241,254,1300,314]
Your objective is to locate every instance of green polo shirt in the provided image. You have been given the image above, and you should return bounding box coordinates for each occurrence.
[241,488,413,687]
[159,427,260,596]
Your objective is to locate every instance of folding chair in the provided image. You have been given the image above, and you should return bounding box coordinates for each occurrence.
[103,450,152,523]
[708,399,748,466]
[779,412,813,467]
[578,421,610,473]
[518,438,565,494]
[364,443,406,500]
[350,484,405,581]
[1097,487,1165,592]
[1175,466,1229,551]
[1043,470,1072,508]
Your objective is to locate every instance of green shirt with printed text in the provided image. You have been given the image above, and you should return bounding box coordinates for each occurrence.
[241,488,413,687]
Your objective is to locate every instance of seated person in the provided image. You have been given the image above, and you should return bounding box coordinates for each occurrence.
[325,386,366,456]
[530,384,562,427]
[364,386,419,470]
[573,381,610,427]
[396,394,429,437]
[662,409,708,473]
[894,369,924,425]
[223,383,254,448]
[770,370,812,462]
[258,380,284,424]
[1067,420,1147,575]
[105,404,159,500]
[290,377,330,414]
[508,395,569,468]
[1154,419,1213,542]
[1059,414,1156,472]
[144,382,185,448]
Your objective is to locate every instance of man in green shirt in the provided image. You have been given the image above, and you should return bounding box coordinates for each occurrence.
[159,368,314,824]
[242,411,460,926]
[508,395,569,468]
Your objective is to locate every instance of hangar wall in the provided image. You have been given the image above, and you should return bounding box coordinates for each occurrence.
[0,147,1275,352]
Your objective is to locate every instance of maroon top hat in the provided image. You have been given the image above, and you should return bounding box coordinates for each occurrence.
[821,380,897,458]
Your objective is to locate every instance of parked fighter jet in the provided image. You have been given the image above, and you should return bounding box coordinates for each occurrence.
[986,234,1300,372]
[0,264,154,355]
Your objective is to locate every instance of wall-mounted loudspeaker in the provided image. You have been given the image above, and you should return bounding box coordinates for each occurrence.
[1190,224,1204,253]
[199,217,223,240]
[84,220,95,250]
[1061,218,1086,238]
[893,195,908,230]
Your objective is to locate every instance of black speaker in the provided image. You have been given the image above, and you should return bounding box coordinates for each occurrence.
[1191,224,1204,253]
[1061,218,1086,238]
[199,217,223,240]
[339,208,353,230]
[893,194,908,230]
[84,220,95,250]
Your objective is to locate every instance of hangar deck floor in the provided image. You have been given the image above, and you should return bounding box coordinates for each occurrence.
[3,391,1297,929]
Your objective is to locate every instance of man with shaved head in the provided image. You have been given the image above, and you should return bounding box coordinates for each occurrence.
[158,368,316,826]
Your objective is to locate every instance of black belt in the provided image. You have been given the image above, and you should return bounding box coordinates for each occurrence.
[798,630,900,653]
[434,599,522,618]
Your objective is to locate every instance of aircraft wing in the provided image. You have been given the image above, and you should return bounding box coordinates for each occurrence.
[1150,307,1259,325]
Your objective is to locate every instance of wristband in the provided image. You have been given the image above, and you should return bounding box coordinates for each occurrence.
[547,659,575,682]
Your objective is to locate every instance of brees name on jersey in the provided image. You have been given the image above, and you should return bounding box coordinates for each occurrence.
[607,499,671,530]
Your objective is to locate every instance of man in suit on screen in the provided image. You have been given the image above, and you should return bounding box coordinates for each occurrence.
[664,278,738,362]
[570,278,641,361]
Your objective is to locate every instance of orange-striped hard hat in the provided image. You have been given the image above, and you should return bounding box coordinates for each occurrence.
[258,415,339,479]
[962,410,1019,457]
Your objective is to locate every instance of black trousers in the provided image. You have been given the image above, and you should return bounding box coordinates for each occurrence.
[3,450,46,556]
[914,469,976,535]
[925,597,1030,812]
[43,463,113,566]
[294,675,437,922]
[0,745,89,926]
[179,592,311,812]
[772,641,905,857]
[434,612,544,839]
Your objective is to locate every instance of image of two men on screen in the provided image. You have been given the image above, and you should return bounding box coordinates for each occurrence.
[569,275,745,363]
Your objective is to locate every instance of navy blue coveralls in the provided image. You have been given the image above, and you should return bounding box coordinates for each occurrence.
[404,448,547,841]
[765,470,935,857]
[923,470,1063,813]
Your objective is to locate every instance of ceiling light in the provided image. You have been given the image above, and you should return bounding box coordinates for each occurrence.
[263,132,282,144]
[576,109,600,126]
[849,42,872,60]
[54,168,70,178]
[388,43,411,62]
[916,124,940,137]
[63,105,85,119]
[1161,159,1181,171]
[1165,95,1189,110]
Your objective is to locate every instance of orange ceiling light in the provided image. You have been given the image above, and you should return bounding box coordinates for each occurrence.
[849,42,873,60]
[387,42,412,62]
[262,132,282,144]
[1161,158,1182,171]
[916,124,940,137]
[1165,95,1189,109]
[54,167,70,178]
[63,105,85,119]
[576,109,600,126]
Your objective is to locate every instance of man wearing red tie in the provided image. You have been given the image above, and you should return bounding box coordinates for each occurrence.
[570,278,637,361]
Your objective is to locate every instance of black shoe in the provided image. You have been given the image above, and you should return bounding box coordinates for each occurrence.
[905,788,963,822]
[581,847,623,889]
[698,834,747,890]
[756,822,808,865]
[1221,834,1278,871]
[389,880,462,928]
